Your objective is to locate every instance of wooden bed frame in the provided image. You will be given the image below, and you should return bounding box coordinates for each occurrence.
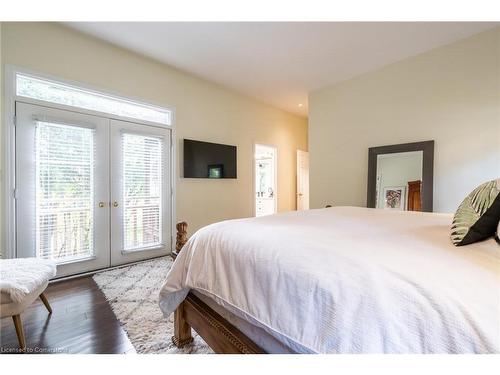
[171,222,265,354]
[172,291,265,353]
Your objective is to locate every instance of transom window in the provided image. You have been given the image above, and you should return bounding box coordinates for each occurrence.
[16,74,172,126]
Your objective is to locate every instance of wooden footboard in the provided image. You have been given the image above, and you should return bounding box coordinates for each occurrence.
[172,292,265,354]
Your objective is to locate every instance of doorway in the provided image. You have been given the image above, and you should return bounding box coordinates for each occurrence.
[297,150,309,210]
[15,102,172,277]
[254,144,277,216]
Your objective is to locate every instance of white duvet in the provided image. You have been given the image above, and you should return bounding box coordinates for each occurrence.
[159,207,500,353]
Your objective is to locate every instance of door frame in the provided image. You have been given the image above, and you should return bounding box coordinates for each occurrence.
[109,119,172,267]
[3,65,176,263]
[253,143,278,217]
[296,149,310,210]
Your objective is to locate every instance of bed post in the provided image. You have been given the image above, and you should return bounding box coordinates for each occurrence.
[172,301,194,347]
[175,222,188,254]
[172,221,193,347]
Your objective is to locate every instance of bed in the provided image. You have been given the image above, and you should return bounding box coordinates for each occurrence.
[159,206,500,354]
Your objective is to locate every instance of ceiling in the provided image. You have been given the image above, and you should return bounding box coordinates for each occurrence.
[65,22,497,117]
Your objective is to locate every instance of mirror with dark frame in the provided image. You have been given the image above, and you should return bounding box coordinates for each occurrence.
[367,141,434,212]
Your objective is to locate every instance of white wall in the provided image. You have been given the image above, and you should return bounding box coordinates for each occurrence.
[309,27,500,213]
[0,22,308,248]
[376,151,422,209]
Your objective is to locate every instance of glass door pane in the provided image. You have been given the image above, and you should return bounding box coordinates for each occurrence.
[122,133,163,251]
[110,119,171,266]
[16,102,110,277]
[35,122,95,262]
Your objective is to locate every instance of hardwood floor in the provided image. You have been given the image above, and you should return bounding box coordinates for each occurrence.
[0,276,135,354]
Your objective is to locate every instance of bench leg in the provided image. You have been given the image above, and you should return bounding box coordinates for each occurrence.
[12,314,26,352]
[172,302,193,347]
[39,292,52,314]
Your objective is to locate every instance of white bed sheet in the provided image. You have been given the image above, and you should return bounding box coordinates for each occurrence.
[159,206,500,353]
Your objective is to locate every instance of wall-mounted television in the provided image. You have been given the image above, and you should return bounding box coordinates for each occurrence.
[183,139,237,178]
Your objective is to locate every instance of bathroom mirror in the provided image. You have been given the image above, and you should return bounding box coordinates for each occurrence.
[367,141,434,212]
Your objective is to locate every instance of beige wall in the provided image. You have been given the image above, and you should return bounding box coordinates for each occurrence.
[0,22,307,241]
[0,22,3,257]
[309,27,500,213]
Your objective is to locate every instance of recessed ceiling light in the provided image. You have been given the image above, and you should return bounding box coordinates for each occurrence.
[298,103,303,107]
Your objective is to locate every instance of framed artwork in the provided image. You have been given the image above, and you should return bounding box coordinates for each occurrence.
[383,186,406,210]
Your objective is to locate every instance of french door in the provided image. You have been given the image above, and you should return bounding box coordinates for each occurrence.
[109,119,171,266]
[15,102,172,277]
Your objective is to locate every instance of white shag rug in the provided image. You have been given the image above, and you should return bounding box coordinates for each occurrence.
[92,257,212,354]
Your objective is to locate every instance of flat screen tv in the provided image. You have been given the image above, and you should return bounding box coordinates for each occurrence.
[183,139,237,178]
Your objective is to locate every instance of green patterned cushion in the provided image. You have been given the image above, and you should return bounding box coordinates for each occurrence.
[451,179,500,246]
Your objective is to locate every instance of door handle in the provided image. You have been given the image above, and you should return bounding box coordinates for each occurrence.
[98,201,106,208]
[113,201,119,208]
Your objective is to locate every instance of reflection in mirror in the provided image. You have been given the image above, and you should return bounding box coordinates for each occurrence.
[375,151,423,211]
[367,140,434,212]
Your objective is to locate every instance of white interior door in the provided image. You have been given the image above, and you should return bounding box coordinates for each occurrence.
[297,150,309,210]
[109,119,172,266]
[16,102,110,277]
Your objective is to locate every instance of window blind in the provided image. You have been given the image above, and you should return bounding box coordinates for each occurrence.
[122,133,163,251]
[35,121,95,262]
